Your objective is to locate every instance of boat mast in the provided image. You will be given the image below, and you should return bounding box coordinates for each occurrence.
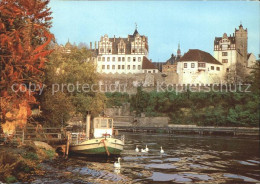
[86,113,91,139]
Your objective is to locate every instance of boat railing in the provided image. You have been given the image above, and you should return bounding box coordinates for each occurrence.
[70,133,87,145]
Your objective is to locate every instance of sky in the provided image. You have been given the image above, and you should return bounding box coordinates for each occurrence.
[49,1,259,62]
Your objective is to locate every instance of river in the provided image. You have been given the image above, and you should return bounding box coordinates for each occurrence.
[34,132,260,183]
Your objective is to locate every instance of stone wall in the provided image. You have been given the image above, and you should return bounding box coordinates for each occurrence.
[104,103,131,117]
[134,117,169,127]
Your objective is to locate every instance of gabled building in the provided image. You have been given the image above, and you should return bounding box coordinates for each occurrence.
[213,24,253,74]
[177,49,223,84]
[93,28,158,74]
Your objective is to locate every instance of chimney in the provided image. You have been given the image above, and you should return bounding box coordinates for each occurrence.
[95,41,96,49]
[90,42,92,49]
[114,35,115,42]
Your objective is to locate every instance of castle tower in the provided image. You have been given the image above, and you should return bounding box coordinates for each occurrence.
[177,43,181,58]
[235,24,248,65]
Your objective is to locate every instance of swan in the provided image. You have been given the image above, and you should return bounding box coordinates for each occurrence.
[135,145,139,152]
[141,148,146,153]
[114,157,121,168]
[145,145,149,152]
[160,146,164,154]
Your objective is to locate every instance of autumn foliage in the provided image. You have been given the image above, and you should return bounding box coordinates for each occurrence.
[0,0,54,134]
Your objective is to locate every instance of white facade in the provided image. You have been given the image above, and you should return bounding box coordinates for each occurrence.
[177,49,223,85]
[177,61,223,84]
[213,34,237,73]
[93,31,159,74]
[96,55,144,74]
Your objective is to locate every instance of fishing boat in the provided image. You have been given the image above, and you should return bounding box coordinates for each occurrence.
[69,115,124,156]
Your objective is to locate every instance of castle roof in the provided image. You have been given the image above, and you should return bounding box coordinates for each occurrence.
[142,56,157,69]
[179,49,222,65]
[214,36,236,45]
[107,34,148,55]
[165,54,181,65]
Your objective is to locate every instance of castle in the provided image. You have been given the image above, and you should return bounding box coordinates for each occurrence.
[58,24,256,85]
[162,24,256,84]
[89,28,158,74]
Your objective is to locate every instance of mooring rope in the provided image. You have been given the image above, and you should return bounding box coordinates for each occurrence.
[101,139,110,156]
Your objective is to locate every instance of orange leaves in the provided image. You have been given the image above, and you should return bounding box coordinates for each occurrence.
[33,31,54,54]
[0,0,54,133]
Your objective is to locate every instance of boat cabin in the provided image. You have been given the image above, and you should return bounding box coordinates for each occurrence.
[93,117,113,138]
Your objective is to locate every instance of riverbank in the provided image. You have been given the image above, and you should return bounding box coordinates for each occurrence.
[0,143,134,183]
[114,124,259,137]
[0,142,56,183]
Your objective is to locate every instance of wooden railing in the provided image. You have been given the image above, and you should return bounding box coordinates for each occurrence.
[0,127,66,144]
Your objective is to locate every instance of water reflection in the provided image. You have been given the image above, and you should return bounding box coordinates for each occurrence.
[119,133,260,183]
[38,133,260,183]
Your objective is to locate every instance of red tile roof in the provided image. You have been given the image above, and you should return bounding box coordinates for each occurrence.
[179,49,222,65]
[142,56,157,69]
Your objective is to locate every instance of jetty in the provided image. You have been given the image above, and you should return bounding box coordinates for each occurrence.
[114,125,259,136]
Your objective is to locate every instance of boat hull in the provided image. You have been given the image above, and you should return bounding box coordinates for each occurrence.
[70,137,124,155]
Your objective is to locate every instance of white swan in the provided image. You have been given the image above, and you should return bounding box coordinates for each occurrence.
[141,148,146,153]
[114,157,121,168]
[145,145,149,152]
[160,146,164,154]
[135,145,139,152]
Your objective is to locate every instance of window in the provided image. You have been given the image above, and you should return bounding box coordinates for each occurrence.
[139,49,142,53]
[153,70,155,73]
[100,48,104,52]
[112,65,115,69]
[222,52,228,56]
[132,49,135,53]
[107,57,110,62]
[102,65,105,69]
[222,59,228,63]
[107,49,111,53]
[120,48,124,53]
[216,67,220,71]
[138,57,141,62]
[118,57,121,62]
[133,65,136,69]
[127,65,130,69]
[128,57,130,62]
[102,57,105,62]
[211,66,214,70]
[122,65,125,69]
[191,63,195,68]
[112,57,115,62]
[100,119,107,128]
[122,57,125,62]
[198,63,205,68]
[184,63,187,68]
[98,57,101,61]
[133,57,136,62]
[138,65,141,70]
[107,65,110,69]
[118,65,121,69]
[226,68,229,72]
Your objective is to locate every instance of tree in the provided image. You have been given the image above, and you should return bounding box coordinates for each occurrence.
[40,45,106,126]
[0,0,53,134]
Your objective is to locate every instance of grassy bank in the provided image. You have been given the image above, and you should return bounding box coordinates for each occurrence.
[0,142,56,183]
[106,89,259,127]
